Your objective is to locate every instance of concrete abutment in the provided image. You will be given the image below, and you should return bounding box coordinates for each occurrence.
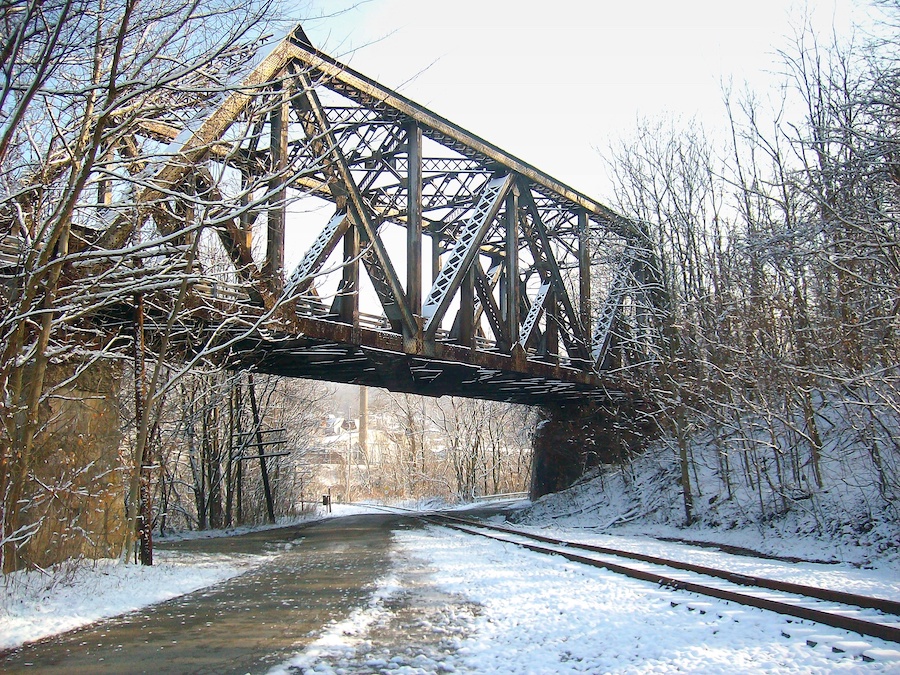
[530,400,655,500]
[14,359,125,569]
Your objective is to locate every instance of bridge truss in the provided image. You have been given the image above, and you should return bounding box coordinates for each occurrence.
[89,26,658,405]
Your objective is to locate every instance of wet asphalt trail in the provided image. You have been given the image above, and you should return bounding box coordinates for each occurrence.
[0,513,414,674]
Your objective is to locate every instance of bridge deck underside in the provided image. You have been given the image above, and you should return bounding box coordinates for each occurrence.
[230,317,621,405]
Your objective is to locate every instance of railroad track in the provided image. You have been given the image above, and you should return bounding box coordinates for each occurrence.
[418,511,900,649]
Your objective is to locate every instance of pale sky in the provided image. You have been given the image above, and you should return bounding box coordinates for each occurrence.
[298,0,873,201]
[275,0,878,325]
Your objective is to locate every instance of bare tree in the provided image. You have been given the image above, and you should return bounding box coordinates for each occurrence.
[601,5,900,530]
[0,0,299,571]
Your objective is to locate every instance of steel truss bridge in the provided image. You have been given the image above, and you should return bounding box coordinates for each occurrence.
[83,26,658,405]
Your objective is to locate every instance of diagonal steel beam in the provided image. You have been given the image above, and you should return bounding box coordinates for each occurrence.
[519,183,590,362]
[421,173,513,338]
[592,256,632,369]
[295,68,417,337]
[473,260,507,347]
[518,280,551,348]
[284,211,351,298]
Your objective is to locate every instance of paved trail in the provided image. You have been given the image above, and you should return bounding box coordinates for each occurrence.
[1,513,429,674]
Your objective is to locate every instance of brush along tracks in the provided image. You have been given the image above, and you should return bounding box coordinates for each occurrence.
[425,513,900,650]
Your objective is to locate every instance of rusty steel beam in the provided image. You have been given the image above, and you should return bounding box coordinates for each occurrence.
[295,67,418,337]
[230,313,627,405]
[407,121,423,319]
[265,83,288,291]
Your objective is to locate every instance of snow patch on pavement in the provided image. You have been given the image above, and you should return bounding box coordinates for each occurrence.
[268,574,403,674]
[0,549,268,651]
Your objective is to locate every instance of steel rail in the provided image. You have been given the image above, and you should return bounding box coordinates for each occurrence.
[427,514,900,645]
[434,514,900,615]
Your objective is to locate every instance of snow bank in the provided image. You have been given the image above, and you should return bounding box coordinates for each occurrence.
[516,388,900,569]
[0,549,267,651]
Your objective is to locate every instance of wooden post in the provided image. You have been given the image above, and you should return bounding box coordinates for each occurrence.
[225,380,234,527]
[234,378,243,524]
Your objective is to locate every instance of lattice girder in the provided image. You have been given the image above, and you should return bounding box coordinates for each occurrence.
[421,174,514,337]
[285,212,350,298]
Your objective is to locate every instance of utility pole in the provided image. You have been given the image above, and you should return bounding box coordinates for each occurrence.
[248,374,276,524]
[346,431,352,503]
[359,386,368,460]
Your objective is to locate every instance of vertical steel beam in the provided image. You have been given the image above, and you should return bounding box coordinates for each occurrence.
[545,290,559,362]
[407,122,423,319]
[505,187,520,346]
[239,171,254,253]
[431,233,441,283]
[265,84,288,290]
[339,223,360,324]
[578,210,591,335]
[459,266,475,348]
[97,146,112,206]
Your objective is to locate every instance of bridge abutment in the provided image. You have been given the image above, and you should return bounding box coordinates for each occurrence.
[530,400,654,499]
[13,360,125,569]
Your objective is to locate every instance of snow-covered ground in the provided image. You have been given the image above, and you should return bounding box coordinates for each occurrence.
[270,520,900,673]
[0,548,266,652]
[4,501,900,671]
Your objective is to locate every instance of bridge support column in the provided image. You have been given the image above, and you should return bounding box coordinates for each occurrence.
[530,400,655,499]
[6,359,124,571]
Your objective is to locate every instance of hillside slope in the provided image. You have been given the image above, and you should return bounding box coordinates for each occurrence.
[515,391,900,567]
